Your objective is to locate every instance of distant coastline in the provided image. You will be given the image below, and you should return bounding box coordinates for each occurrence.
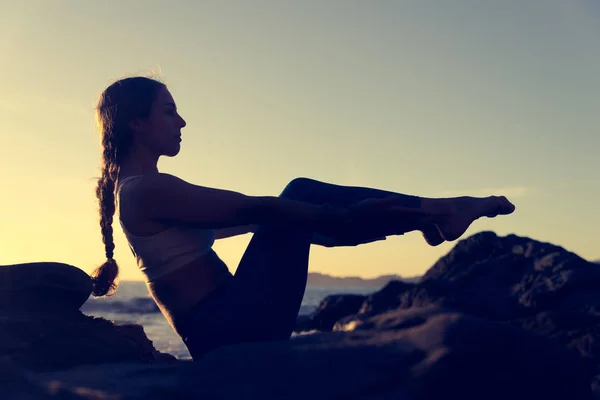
[307,272,419,287]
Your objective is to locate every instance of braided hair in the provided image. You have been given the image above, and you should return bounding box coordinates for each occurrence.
[91,76,165,296]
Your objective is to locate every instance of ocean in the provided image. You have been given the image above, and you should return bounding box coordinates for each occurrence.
[80,281,379,359]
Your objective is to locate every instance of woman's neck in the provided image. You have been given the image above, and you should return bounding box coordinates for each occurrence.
[119,148,160,178]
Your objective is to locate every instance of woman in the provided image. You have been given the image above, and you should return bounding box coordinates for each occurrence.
[92,76,515,360]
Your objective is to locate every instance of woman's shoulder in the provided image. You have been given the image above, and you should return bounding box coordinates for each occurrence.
[116,173,188,215]
[117,172,180,193]
[116,174,144,199]
[116,174,171,235]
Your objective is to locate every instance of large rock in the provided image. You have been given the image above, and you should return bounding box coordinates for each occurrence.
[3,233,597,399]
[0,262,92,312]
[0,310,177,372]
[304,231,600,397]
[419,231,600,318]
[327,231,600,328]
[337,231,600,322]
[35,310,591,400]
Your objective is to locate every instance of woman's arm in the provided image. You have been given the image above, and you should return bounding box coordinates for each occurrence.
[132,173,332,230]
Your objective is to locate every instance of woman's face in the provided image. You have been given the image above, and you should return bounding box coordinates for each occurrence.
[132,86,187,157]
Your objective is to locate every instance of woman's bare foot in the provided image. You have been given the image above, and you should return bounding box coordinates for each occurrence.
[426,196,515,242]
[347,194,514,245]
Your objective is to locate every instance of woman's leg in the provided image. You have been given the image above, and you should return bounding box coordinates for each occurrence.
[234,178,449,336]
[181,224,312,360]
[182,178,435,359]
[286,177,513,246]
[182,178,514,359]
[283,177,421,208]
[281,177,443,246]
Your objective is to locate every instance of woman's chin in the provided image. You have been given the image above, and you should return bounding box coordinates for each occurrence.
[164,144,182,157]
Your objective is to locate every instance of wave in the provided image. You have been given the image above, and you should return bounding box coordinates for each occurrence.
[81,297,160,314]
[299,305,316,316]
[82,298,318,317]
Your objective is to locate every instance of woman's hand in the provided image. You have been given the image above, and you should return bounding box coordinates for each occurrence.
[311,196,433,246]
[309,205,369,246]
[310,197,391,245]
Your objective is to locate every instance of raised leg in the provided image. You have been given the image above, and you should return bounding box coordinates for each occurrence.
[181,177,515,359]
[283,177,514,246]
[281,177,444,246]
[182,178,441,359]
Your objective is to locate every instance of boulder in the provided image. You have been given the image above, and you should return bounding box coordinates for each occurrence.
[419,231,600,318]
[36,310,591,400]
[3,232,597,399]
[0,262,92,312]
[301,231,600,396]
[320,232,600,331]
[0,310,177,372]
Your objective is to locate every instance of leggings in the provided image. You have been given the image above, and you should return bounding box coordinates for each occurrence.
[181,177,421,360]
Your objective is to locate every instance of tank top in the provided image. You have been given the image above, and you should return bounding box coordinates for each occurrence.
[115,175,219,283]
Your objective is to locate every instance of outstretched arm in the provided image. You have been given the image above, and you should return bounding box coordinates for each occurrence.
[131,173,331,230]
[130,173,435,243]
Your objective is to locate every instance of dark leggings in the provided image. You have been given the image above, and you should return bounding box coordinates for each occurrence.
[181,177,421,360]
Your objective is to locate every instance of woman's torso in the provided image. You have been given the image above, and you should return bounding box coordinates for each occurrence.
[117,174,233,336]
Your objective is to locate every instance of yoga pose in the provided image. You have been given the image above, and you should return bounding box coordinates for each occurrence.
[92,76,515,359]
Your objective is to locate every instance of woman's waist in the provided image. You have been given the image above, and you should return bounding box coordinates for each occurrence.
[147,250,231,292]
[137,244,218,280]
[146,251,233,332]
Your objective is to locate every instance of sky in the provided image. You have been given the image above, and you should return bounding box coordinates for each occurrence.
[0,1,598,281]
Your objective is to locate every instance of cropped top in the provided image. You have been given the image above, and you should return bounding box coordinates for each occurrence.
[116,175,217,283]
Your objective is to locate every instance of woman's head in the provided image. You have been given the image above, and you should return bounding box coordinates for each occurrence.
[96,77,187,162]
[91,76,185,296]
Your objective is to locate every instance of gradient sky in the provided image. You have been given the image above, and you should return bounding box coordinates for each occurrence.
[1,1,598,281]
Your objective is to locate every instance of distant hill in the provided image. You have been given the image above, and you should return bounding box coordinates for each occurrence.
[307,272,419,287]
[594,260,600,265]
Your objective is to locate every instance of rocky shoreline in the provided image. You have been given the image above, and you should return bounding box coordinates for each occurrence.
[2,231,599,399]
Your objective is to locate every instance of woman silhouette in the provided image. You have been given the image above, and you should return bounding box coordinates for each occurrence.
[91,76,515,359]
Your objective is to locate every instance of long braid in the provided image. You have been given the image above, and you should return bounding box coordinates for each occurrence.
[91,116,120,296]
[91,76,165,297]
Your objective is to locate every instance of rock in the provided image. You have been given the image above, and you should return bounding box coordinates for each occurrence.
[3,232,597,398]
[0,262,92,312]
[299,232,600,395]
[0,361,103,399]
[335,304,448,332]
[419,231,600,319]
[357,279,417,316]
[0,310,177,372]
[306,272,414,287]
[293,315,312,333]
[295,294,366,332]
[36,310,591,400]
[331,232,600,329]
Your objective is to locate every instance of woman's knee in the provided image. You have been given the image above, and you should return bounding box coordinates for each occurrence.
[279,177,321,201]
